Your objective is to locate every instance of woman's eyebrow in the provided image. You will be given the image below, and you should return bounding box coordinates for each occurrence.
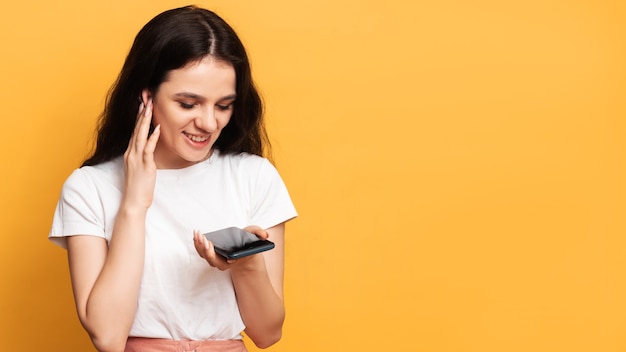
[174,92,205,101]
[173,92,237,101]
[218,94,237,101]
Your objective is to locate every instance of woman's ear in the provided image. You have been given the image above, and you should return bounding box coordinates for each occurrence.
[141,89,152,104]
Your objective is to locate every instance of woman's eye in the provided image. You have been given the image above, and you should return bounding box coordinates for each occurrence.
[179,102,196,109]
[216,104,233,111]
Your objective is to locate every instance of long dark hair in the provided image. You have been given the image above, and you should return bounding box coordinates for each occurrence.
[83,5,269,166]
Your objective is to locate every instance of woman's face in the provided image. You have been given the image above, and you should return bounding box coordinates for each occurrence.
[148,57,236,169]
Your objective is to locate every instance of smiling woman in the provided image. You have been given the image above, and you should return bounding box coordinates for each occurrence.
[47,5,297,352]
[151,58,237,169]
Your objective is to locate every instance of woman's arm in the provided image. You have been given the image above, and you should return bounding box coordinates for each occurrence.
[232,223,286,348]
[67,207,148,352]
[66,99,160,352]
[193,223,287,348]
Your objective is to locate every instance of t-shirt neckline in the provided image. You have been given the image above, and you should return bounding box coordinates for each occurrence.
[155,149,219,179]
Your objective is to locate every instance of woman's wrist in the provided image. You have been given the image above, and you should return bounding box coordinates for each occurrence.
[118,198,150,217]
[230,254,267,276]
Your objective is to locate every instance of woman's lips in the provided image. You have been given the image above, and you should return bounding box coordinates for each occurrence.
[183,132,210,144]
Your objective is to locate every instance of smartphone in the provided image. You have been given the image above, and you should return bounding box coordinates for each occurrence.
[202,227,275,260]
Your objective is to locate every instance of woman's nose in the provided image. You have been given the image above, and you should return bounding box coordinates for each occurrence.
[195,108,217,132]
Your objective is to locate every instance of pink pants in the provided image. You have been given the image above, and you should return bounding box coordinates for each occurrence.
[125,337,247,352]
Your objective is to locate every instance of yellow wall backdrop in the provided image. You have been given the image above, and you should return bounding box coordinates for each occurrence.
[1,0,625,351]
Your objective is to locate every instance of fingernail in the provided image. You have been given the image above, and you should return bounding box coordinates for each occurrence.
[144,99,151,114]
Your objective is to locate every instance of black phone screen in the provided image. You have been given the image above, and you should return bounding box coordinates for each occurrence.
[202,227,275,260]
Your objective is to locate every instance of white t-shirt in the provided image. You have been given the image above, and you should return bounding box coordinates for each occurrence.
[49,150,297,340]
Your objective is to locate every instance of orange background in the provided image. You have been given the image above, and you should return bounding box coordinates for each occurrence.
[1,0,625,351]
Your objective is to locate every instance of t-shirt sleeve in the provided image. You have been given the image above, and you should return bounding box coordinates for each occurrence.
[249,159,298,230]
[49,169,106,249]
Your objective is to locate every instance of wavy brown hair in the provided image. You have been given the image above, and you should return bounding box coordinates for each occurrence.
[83,5,269,166]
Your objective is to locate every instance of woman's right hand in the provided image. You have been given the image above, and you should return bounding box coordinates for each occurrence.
[122,97,161,210]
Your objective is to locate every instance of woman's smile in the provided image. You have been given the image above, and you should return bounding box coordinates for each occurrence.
[183,131,211,144]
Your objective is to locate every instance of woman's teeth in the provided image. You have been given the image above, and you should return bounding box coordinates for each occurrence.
[185,133,209,142]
